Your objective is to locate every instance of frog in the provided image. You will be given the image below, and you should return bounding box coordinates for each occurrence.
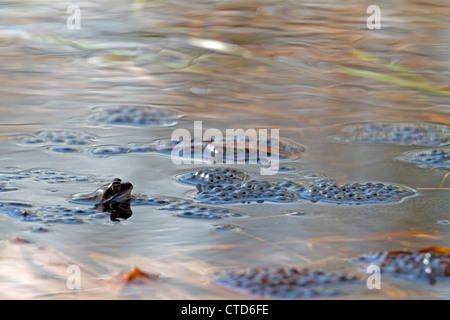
[71,178,132,203]
[71,178,134,221]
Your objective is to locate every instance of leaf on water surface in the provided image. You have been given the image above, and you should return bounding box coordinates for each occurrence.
[9,236,30,244]
[418,246,450,254]
[108,265,159,284]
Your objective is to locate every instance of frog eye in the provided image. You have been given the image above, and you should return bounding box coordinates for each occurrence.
[112,183,121,191]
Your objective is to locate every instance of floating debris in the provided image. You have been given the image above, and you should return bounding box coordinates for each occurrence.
[2,206,40,222]
[214,267,362,298]
[287,179,415,204]
[335,122,449,147]
[178,168,248,185]
[437,220,450,226]
[0,201,37,221]
[212,223,241,231]
[196,179,297,204]
[31,227,50,233]
[9,236,30,244]
[87,105,182,127]
[286,211,307,216]
[397,148,450,168]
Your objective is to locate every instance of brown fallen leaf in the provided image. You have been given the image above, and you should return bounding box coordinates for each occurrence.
[109,265,159,284]
[9,236,30,244]
[418,246,450,254]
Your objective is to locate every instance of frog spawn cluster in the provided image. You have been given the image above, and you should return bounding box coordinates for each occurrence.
[131,194,244,220]
[214,248,450,298]
[354,249,450,285]
[286,180,415,204]
[16,105,183,156]
[177,168,416,205]
[19,130,96,154]
[214,267,362,298]
[335,122,449,147]
[0,201,104,225]
[179,168,248,185]
[196,180,297,204]
[89,105,182,127]
[179,168,299,204]
[398,148,450,168]
[0,168,92,183]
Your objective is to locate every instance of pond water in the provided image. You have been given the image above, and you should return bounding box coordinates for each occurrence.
[0,0,449,299]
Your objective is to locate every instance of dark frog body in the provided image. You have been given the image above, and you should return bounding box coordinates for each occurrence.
[71,178,133,221]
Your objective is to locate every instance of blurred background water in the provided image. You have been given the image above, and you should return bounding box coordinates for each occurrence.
[0,0,448,299]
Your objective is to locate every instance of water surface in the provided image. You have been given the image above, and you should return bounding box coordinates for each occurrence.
[0,0,449,299]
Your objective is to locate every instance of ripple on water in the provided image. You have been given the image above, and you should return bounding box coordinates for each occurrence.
[334,122,449,147]
[0,183,18,192]
[86,105,183,127]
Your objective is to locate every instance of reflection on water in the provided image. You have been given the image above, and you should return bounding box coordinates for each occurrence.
[97,199,133,222]
[0,0,449,299]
